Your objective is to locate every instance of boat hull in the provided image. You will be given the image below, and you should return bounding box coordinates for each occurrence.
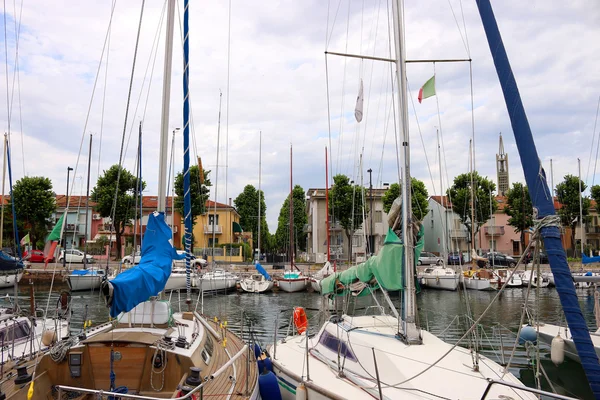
[535,323,600,363]
[277,278,307,293]
[67,274,102,291]
[0,272,22,289]
[461,276,493,290]
[420,276,459,291]
[310,278,321,293]
[239,278,273,293]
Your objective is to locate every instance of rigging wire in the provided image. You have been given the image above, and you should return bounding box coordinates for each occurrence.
[589,96,600,188]
[226,0,232,258]
[335,0,352,176]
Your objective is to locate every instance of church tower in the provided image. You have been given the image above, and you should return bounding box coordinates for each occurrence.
[497,133,509,196]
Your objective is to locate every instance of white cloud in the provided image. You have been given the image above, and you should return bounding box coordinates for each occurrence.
[0,0,598,233]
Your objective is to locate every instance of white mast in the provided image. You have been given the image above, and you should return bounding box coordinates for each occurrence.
[437,130,448,262]
[391,0,420,343]
[579,158,584,257]
[257,131,262,262]
[157,0,176,212]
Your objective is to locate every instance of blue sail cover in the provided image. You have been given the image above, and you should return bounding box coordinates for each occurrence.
[0,251,23,272]
[109,212,184,317]
[583,254,600,265]
[476,0,600,396]
[255,262,270,280]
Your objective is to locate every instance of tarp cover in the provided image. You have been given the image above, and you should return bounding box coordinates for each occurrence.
[321,227,424,296]
[0,251,23,271]
[109,212,184,317]
[582,254,600,265]
[71,269,101,275]
[255,262,270,280]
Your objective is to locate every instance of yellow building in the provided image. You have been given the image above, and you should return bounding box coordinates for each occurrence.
[183,200,246,262]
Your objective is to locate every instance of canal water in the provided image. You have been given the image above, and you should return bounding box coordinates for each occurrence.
[6,282,595,399]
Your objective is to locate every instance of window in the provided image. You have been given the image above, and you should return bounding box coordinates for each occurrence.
[208,238,219,247]
[318,331,356,361]
[352,235,361,247]
[0,321,31,343]
[374,210,382,223]
[208,214,219,226]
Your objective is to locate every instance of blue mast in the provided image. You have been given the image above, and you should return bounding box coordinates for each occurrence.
[182,0,192,308]
[475,0,600,396]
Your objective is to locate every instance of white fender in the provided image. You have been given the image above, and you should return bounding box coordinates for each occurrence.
[551,334,565,366]
[296,382,307,400]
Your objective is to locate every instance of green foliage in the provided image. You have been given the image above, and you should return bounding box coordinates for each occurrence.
[447,171,497,240]
[10,176,56,248]
[505,182,534,246]
[91,165,145,259]
[275,185,308,252]
[174,165,211,228]
[591,185,600,214]
[382,180,429,220]
[233,185,269,251]
[221,242,253,262]
[557,174,591,253]
[329,174,365,258]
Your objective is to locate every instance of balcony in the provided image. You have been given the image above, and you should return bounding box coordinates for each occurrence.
[303,224,312,233]
[484,226,505,236]
[64,223,80,233]
[329,222,343,231]
[585,226,600,235]
[204,225,222,234]
[449,229,467,238]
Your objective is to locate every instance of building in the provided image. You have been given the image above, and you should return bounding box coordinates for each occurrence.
[477,196,522,255]
[54,195,102,249]
[183,200,246,262]
[305,187,389,263]
[423,196,469,255]
[497,133,509,196]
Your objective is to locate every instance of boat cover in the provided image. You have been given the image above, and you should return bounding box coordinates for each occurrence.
[582,254,600,265]
[255,262,270,280]
[0,251,23,271]
[71,269,101,275]
[108,212,184,317]
[321,227,424,296]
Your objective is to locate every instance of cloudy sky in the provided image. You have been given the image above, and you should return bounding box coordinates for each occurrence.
[0,0,598,232]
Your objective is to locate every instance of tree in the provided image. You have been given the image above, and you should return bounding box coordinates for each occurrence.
[591,185,600,214]
[274,185,308,255]
[91,165,145,259]
[504,182,534,247]
[447,171,497,243]
[233,185,269,252]
[329,174,365,261]
[174,166,211,243]
[10,176,56,249]
[557,174,590,254]
[382,179,429,220]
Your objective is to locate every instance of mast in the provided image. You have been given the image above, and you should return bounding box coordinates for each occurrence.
[469,140,476,265]
[579,158,584,257]
[157,0,176,212]
[83,134,92,270]
[289,144,295,271]
[132,123,142,261]
[437,130,447,263]
[211,92,223,268]
[257,131,262,262]
[325,147,330,263]
[476,0,600,395]
[183,0,192,308]
[391,0,419,342]
[550,158,554,198]
[0,134,7,247]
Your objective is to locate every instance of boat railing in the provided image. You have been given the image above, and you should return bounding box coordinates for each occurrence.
[480,378,577,400]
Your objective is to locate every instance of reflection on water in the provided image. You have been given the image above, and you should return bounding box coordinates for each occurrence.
[8,282,596,399]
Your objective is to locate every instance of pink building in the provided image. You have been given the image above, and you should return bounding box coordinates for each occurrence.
[478,196,522,256]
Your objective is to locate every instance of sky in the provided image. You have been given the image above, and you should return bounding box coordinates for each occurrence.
[0,0,599,233]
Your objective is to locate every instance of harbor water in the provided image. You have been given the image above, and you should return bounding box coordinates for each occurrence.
[9,281,595,399]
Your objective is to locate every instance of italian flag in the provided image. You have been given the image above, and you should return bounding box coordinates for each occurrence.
[418,75,436,103]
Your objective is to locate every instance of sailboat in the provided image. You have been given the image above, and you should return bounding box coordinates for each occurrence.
[268,1,540,398]
[7,2,259,400]
[276,145,307,293]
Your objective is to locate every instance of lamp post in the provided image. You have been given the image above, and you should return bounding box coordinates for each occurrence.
[367,168,373,257]
[63,166,73,269]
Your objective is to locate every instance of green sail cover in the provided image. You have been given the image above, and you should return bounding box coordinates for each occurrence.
[321,226,424,296]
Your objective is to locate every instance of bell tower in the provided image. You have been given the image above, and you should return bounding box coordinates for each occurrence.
[497,133,509,196]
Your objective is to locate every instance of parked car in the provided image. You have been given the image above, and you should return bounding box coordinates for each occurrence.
[523,250,549,264]
[448,251,464,265]
[122,251,142,264]
[172,250,207,269]
[23,249,49,263]
[418,252,443,266]
[484,251,516,267]
[58,249,94,264]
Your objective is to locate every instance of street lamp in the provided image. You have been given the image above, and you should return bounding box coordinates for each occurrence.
[63,166,73,269]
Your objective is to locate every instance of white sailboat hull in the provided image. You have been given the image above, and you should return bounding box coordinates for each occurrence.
[240,278,273,293]
[67,274,102,291]
[0,272,22,289]
[460,275,493,290]
[310,278,321,293]
[277,278,307,293]
[535,323,600,362]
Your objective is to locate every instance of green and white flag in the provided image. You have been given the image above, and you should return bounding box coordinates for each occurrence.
[418,75,436,103]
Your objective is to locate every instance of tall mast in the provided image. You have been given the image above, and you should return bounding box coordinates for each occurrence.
[550,158,554,198]
[579,158,584,257]
[157,0,176,212]
[0,134,7,247]
[183,0,192,308]
[391,0,419,342]
[437,130,447,262]
[83,134,92,270]
[470,139,476,262]
[289,144,295,270]
[257,131,262,262]
[325,147,330,263]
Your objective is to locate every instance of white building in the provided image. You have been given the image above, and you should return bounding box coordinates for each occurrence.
[423,196,470,255]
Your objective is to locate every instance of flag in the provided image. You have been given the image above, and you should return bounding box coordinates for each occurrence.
[354,79,364,122]
[44,212,65,267]
[20,233,30,246]
[418,75,436,103]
